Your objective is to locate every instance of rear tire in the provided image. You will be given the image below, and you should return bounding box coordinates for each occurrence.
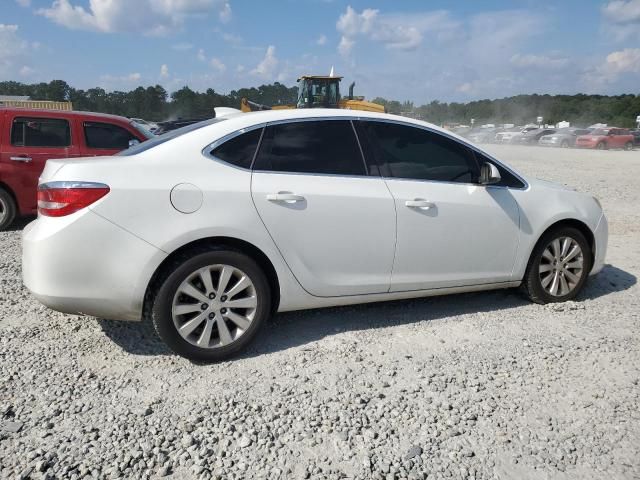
[560,140,569,148]
[624,141,633,151]
[150,248,272,362]
[0,188,17,232]
[596,142,606,150]
[522,227,592,304]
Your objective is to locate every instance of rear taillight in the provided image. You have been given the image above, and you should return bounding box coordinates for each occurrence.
[37,182,110,217]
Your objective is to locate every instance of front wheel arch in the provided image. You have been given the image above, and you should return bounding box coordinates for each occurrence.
[527,219,595,276]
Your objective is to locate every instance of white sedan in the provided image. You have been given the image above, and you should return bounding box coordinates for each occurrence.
[22,109,608,361]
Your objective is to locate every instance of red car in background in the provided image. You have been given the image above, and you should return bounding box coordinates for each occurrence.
[0,108,152,230]
[575,127,635,150]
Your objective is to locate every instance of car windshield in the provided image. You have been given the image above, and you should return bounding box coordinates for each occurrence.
[118,117,227,156]
[590,129,608,136]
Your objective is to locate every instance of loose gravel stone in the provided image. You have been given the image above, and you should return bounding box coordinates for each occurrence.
[1,146,639,479]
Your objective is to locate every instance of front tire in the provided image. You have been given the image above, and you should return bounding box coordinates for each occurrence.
[151,249,272,362]
[596,142,606,150]
[522,227,592,304]
[560,140,569,148]
[0,188,17,232]
[624,141,633,151]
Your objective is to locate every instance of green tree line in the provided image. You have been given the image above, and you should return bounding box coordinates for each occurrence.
[1,80,639,127]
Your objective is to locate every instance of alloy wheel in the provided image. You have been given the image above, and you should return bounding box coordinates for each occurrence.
[171,264,257,349]
[0,197,6,224]
[538,236,584,297]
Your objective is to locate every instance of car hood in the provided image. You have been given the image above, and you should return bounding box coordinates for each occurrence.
[577,135,603,140]
[528,177,576,192]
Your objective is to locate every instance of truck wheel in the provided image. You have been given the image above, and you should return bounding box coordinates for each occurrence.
[0,188,17,231]
[624,141,633,151]
[596,142,606,150]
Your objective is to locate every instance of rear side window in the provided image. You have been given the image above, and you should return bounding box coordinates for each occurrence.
[211,128,262,169]
[360,121,478,183]
[11,117,71,147]
[253,120,366,176]
[84,122,136,150]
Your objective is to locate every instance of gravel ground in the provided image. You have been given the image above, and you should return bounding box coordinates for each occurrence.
[1,145,639,480]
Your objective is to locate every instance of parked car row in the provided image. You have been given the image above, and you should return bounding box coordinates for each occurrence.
[462,126,636,150]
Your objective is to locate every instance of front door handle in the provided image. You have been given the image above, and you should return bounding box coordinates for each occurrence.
[405,199,435,210]
[10,156,32,163]
[266,192,305,203]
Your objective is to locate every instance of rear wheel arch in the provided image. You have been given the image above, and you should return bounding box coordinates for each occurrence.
[144,236,281,319]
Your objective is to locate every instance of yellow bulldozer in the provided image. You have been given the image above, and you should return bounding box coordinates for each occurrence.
[240,74,385,113]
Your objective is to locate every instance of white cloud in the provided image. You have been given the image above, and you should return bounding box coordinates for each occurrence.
[0,24,30,76]
[338,36,354,56]
[219,2,232,23]
[37,0,232,35]
[251,45,278,79]
[210,57,226,73]
[604,48,640,74]
[236,64,245,73]
[316,34,327,46]
[602,0,640,40]
[99,72,142,88]
[19,65,35,76]
[16,0,31,6]
[336,6,457,57]
[197,48,206,61]
[510,53,569,69]
[583,48,640,87]
[160,64,169,78]
[602,0,640,24]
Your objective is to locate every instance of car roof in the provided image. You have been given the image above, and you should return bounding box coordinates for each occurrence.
[206,108,453,137]
[0,107,131,122]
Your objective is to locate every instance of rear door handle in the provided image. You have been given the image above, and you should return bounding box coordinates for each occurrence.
[9,156,32,163]
[405,199,435,210]
[266,192,305,203]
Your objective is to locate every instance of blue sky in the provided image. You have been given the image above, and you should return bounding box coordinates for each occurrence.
[1,0,639,103]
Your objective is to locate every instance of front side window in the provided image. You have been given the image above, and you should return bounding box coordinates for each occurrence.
[211,128,262,169]
[11,117,71,147]
[84,122,136,150]
[253,120,366,176]
[360,121,478,183]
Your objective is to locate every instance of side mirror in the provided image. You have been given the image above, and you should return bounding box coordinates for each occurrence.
[128,139,140,148]
[479,162,501,185]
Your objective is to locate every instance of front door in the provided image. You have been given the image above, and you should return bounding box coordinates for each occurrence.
[358,120,520,292]
[251,119,396,297]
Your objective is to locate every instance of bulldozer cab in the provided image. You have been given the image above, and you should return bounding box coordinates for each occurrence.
[296,75,342,109]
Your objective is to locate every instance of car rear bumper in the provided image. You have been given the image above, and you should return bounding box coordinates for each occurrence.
[591,213,608,276]
[22,210,166,321]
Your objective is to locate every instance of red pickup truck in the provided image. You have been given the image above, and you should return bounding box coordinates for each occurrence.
[0,108,151,230]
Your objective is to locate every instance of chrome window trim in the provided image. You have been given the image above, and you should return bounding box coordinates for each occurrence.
[201,123,266,172]
[250,117,370,178]
[354,117,529,191]
[202,114,529,189]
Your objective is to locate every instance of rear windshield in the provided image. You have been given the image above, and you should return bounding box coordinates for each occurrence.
[118,117,226,156]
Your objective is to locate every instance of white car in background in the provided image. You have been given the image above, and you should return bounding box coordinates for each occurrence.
[22,109,608,361]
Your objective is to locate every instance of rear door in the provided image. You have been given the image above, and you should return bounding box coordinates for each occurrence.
[80,120,140,156]
[251,119,396,297]
[0,112,78,214]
